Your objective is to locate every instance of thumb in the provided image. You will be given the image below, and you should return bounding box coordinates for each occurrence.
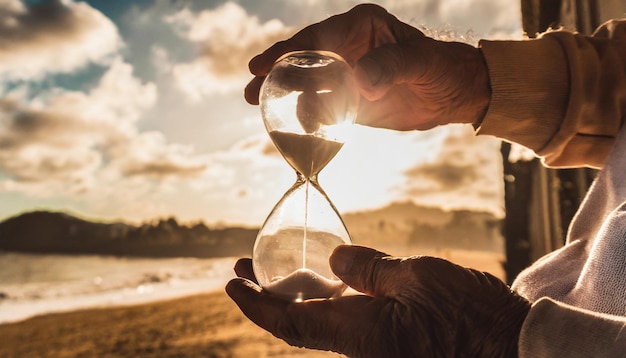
[354,43,415,101]
[330,245,407,297]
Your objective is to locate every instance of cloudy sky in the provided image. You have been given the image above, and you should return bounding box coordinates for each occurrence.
[0,0,522,226]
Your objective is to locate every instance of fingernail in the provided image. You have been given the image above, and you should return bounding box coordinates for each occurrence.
[330,245,355,276]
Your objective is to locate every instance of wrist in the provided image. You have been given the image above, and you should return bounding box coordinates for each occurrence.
[471,48,491,127]
[483,292,530,357]
[475,37,569,151]
[460,272,530,357]
[453,46,491,127]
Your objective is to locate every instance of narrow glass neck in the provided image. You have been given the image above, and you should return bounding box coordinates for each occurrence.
[296,171,318,185]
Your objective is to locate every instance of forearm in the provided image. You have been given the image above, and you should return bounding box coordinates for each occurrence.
[519,297,626,357]
[476,20,626,168]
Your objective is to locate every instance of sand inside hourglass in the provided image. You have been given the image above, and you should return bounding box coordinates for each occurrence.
[269,130,343,178]
[254,227,349,301]
[267,130,345,301]
[264,268,345,301]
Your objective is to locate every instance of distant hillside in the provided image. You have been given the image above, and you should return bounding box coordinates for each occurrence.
[344,201,503,256]
[0,211,257,258]
[0,203,503,258]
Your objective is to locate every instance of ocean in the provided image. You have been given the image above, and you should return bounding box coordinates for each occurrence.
[0,251,237,324]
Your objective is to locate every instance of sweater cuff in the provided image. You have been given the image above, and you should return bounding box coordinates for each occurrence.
[476,37,569,154]
[519,297,626,357]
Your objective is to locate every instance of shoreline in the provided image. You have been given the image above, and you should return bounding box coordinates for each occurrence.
[0,253,238,325]
[0,279,234,325]
[0,249,504,356]
[0,290,343,357]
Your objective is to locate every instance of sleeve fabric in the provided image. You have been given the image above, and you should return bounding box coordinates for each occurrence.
[519,298,626,357]
[475,19,626,357]
[477,19,626,168]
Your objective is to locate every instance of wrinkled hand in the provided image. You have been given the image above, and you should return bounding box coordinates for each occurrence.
[244,4,490,131]
[226,245,530,358]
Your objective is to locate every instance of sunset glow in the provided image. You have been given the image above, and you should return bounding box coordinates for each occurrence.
[0,0,522,226]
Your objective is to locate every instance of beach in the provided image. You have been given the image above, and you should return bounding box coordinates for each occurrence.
[0,250,504,357]
[0,290,343,358]
[0,252,340,356]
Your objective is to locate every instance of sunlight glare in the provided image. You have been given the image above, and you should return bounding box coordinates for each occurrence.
[262,90,301,132]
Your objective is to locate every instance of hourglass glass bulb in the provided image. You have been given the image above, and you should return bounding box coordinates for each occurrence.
[260,50,359,177]
[253,180,352,301]
[254,50,359,301]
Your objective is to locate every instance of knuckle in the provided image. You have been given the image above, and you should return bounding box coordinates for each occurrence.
[350,3,388,19]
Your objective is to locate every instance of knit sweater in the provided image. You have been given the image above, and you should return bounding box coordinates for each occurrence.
[478,20,626,357]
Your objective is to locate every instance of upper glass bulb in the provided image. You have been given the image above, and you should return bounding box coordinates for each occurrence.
[260,50,359,178]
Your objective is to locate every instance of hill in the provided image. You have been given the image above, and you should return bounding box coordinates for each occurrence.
[0,202,503,258]
[344,201,503,256]
[0,211,257,258]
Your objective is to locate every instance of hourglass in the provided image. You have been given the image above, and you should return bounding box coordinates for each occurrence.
[253,50,359,302]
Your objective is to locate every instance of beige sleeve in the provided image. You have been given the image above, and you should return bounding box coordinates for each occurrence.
[476,19,626,168]
[519,298,626,357]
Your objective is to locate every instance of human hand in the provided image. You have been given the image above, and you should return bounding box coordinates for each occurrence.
[244,4,490,131]
[226,245,530,358]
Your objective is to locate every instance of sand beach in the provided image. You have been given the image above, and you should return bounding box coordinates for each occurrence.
[0,290,343,358]
[0,248,504,357]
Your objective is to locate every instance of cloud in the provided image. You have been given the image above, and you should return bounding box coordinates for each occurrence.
[0,0,516,225]
[196,123,507,225]
[0,57,210,198]
[0,0,122,81]
[165,1,294,99]
[0,97,106,184]
[399,125,504,215]
[269,0,521,40]
[123,160,206,178]
[373,0,522,39]
[435,0,521,38]
[113,131,208,179]
[403,129,486,190]
[160,0,520,101]
[405,161,478,189]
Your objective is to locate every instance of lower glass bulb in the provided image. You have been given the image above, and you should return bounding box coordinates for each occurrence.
[252,179,351,301]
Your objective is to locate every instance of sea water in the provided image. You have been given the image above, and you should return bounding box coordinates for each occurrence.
[0,252,236,323]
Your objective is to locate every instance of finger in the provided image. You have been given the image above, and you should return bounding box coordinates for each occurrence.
[354,31,434,99]
[355,85,441,131]
[330,245,410,297]
[248,3,387,76]
[247,11,349,76]
[355,43,416,101]
[226,278,289,332]
[277,295,381,354]
[227,277,382,355]
[244,76,265,105]
[354,45,397,100]
[233,258,257,283]
[249,40,303,76]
